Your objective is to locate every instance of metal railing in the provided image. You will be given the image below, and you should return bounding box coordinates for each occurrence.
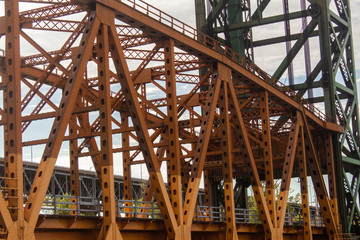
[40,195,324,227]
[115,0,333,123]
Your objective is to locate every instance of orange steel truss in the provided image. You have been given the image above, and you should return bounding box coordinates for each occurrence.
[0,0,345,239]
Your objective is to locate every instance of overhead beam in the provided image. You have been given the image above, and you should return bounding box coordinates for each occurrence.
[213,10,309,33]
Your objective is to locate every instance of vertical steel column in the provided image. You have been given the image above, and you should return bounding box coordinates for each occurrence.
[4,0,23,224]
[228,0,243,54]
[259,91,276,226]
[297,121,313,240]
[323,134,340,229]
[121,113,132,217]
[300,0,313,99]
[315,0,336,118]
[282,0,294,85]
[195,0,206,32]
[96,15,122,238]
[218,77,238,240]
[167,160,172,200]
[203,170,212,209]
[332,0,360,230]
[69,114,79,215]
[164,39,183,226]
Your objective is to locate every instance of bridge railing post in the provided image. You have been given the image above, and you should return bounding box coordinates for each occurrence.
[151,201,155,219]
[77,196,80,216]
[245,209,247,223]
[117,200,120,217]
[54,195,57,215]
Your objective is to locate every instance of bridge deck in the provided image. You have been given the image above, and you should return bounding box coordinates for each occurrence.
[33,215,326,240]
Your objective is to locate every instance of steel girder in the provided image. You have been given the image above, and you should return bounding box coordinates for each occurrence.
[26,216,330,240]
[0,0,347,239]
[197,0,360,235]
[0,159,149,200]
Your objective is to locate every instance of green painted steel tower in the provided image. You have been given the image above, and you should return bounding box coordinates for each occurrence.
[196,0,360,234]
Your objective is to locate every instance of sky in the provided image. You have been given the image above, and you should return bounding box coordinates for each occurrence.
[1,0,359,203]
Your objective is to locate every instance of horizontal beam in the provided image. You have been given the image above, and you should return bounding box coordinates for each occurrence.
[343,157,360,166]
[34,215,327,235]
[213,10,309,33]
[253,26,341,47]
[290,80,323,91]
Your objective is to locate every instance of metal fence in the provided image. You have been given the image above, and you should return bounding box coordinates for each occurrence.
[41,195,324,227]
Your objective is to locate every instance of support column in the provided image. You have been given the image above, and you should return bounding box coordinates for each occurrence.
[4,0,23,228]
[164,39,183,229]
[219,78,238,240]
[69,115,79,215]
[204,170,213,209]
[323,134,340,229]
[195,0,206,31]
[234,180,248,209]
[121,112,132,217]
[259,91,276,227]
[315,0,336,118]
[297,121,313,240]
[228,0,244,55]
[3,0,28,238]
[96,18,122,239]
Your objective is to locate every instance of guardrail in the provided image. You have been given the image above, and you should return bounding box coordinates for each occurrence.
[40,195,324,227]
[115,0,333,123]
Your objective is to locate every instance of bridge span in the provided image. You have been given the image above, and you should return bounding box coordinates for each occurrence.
[0,0,358,239]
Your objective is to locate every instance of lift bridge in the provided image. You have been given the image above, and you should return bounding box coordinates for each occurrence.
[0,0,359,239]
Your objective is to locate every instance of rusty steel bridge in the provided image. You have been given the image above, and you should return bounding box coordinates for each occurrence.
[0,0,359,239]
